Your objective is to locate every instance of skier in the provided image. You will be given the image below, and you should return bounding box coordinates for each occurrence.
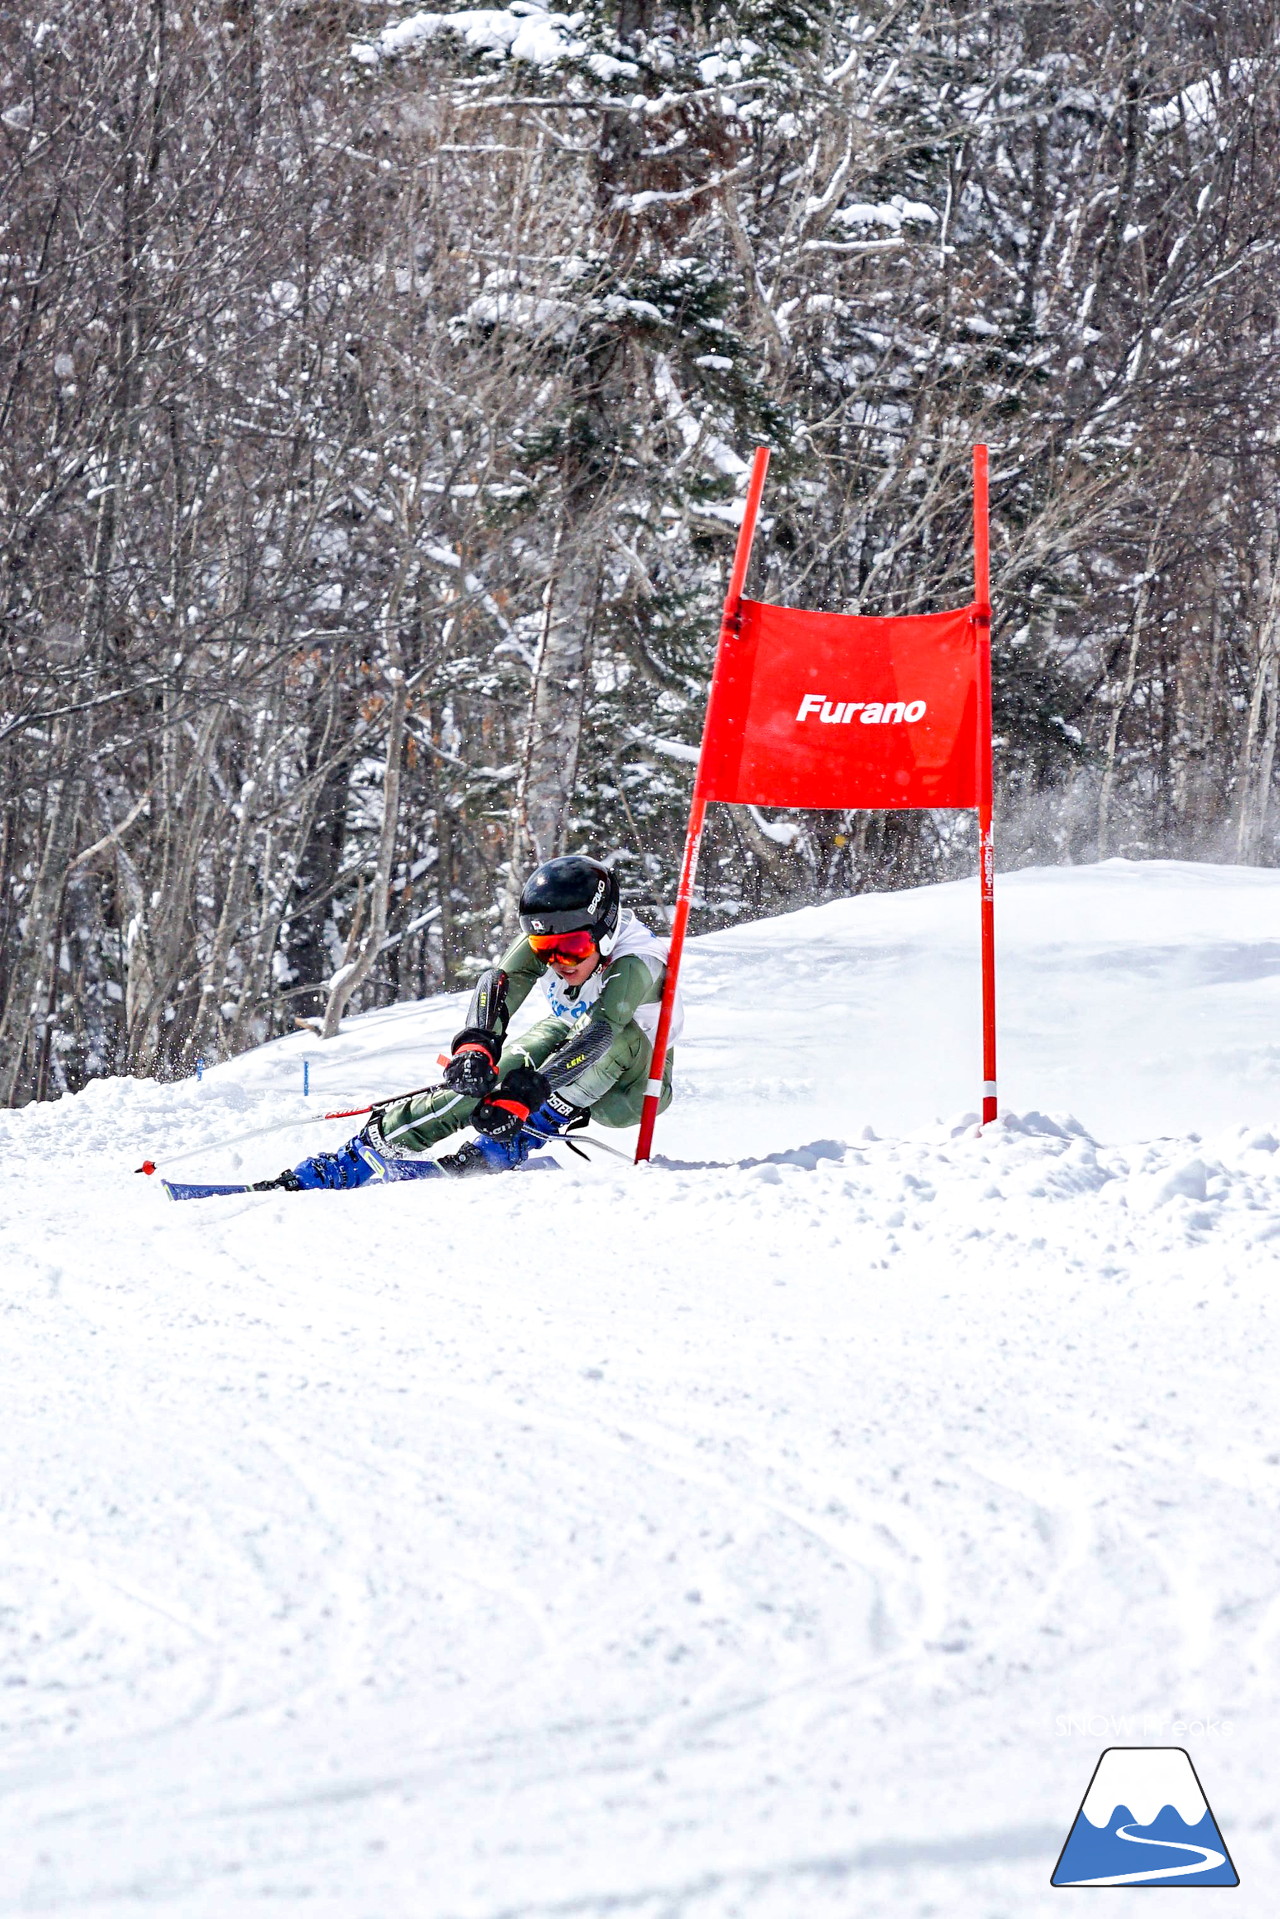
[261,855,679,1187]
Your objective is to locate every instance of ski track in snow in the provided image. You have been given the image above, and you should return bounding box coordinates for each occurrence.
[2,861,1279,1915]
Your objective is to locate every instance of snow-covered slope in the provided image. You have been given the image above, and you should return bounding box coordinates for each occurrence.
[2,860,1278,1917]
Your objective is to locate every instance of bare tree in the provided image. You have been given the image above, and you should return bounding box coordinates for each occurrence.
[5,0,1280,1103]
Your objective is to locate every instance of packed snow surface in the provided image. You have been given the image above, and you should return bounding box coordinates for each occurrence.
[3,859,1279,1916]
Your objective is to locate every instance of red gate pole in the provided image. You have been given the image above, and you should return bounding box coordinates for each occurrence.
[973,443,997,1125]
[635,445,771,1164]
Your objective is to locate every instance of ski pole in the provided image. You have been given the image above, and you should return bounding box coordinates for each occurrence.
[134,1110,351,1177]
[569,1131,633,1165]
[519,1123,633,1167]
[134,1078,445,1177]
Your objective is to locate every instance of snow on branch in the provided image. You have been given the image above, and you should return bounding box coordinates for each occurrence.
[625,729,700,764]
[1148,60,1260,135]
[612,158,753,216]
[830,196,937,230]
[746,804,800,845]
[802,236,903,256]
[652,355,748,484]
[351,3,635,78]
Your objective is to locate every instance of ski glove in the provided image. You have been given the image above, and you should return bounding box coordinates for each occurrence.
[442,1090,585,1174]
[472,1065,551,1141]
[443,1026,502,1097]
[524,1091,587,1142]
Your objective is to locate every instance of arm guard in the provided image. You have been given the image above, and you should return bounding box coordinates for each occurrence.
[540,1014,618,1093]
[465,966,509,1038]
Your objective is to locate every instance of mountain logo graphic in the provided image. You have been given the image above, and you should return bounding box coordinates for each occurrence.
[1052,1747,1238,1887]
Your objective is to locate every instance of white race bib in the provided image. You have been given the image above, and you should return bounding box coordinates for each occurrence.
[539,910,682,1044]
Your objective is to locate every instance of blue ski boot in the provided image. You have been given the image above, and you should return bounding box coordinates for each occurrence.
[437,1131,533,1176]
[437,1088,586,1177]
[261,1121,444,1191]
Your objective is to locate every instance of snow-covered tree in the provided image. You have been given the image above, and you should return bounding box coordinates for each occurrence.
[3,0,1280,1098]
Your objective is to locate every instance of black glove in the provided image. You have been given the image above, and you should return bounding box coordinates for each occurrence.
[472,1065,551,1141]
[442,1027,501,1098]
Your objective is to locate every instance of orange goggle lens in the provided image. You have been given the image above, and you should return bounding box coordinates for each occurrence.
[528,929,596,962]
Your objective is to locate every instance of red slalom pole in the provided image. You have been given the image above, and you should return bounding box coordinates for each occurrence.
[635,445,771,1164]
[633,793,706,1165]
[973,444,997,1125]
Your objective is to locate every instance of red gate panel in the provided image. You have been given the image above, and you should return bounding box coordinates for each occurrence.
[695,599,979,811]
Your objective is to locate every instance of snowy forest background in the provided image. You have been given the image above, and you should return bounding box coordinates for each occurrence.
[3,0,1280,1102]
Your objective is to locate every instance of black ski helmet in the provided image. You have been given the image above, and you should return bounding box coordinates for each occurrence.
[519,854,622,953]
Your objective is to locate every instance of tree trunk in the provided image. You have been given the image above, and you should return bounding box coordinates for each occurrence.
[126,705,224,1074]
[508,521,601,914]
[1236,496,1280,862]
[184,767,260,1067]
[319,595,409,1039]
[115,841,160,1071]
[1097,468,1195,856]
[0,723,85,1103]
[280,668,354,1017]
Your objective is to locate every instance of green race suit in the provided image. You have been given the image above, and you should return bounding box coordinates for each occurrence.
[376,919,672,1156]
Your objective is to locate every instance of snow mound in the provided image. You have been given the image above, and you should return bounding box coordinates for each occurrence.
[3,860,1280,1917]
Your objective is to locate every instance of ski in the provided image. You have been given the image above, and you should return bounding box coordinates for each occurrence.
[156,1124,625,1200]
[162,1178,262,1201]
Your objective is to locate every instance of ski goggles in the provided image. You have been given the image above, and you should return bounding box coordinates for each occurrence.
[527,928,597,964]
